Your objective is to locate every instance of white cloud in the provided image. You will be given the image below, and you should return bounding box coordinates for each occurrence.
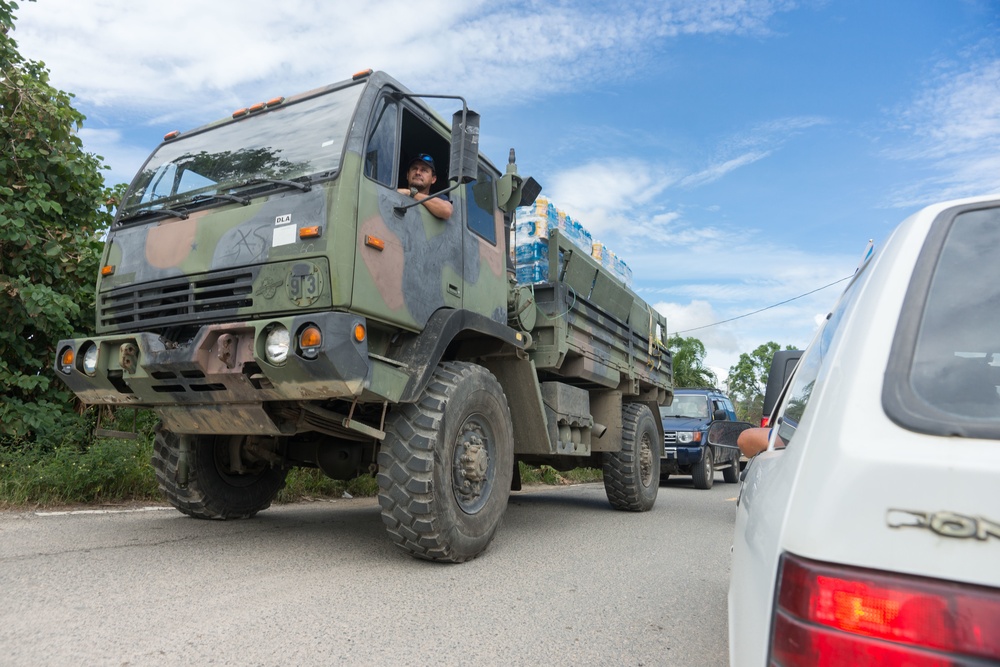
[13,0,798,114]
[885,54,1000,207]
[679,115,828,188]
[679,151,772,188]
[545,158,680,237]
[77,128,151,186]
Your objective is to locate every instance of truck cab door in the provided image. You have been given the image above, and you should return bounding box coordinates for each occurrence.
[459,163,508,324]
[354,94,463,330]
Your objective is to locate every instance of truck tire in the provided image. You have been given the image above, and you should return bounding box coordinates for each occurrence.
[692,445,715,490]
[722,457,740,483]
[603,403,660,511]
[151,423,287,520]
[377,361,514,563]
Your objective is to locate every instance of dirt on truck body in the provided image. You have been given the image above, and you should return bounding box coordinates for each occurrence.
[55,70,673,562]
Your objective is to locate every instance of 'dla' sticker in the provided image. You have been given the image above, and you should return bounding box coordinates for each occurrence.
[273,214,295,247]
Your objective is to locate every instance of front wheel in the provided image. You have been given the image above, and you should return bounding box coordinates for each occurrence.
[722,456,740,483]
[692,445,715,490]
[151,424,288,519]
[603,403,660,511]
[377,362,514,563]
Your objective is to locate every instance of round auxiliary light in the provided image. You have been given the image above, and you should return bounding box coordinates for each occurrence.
[58,347,74,375]
[81,343,99,376]
[353,323,366,343]
[264,325,291,365]
[298,325,322,360]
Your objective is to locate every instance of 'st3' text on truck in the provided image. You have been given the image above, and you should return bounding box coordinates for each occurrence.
[54,70,674,562]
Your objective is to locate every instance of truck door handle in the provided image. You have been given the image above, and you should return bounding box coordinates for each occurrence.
[447,284,461,297]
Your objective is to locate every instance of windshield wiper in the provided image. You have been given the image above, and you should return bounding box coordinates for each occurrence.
[235,176,312,193]
[191,193,251,206]
[117,207,189,225]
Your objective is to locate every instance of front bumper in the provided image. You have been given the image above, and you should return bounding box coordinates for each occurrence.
[54,312,371,432]
[662,444,703,467]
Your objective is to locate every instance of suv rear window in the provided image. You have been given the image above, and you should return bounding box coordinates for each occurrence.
[884,202,1000,438]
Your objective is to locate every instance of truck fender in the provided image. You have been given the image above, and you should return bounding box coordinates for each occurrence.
[391,308,525,404]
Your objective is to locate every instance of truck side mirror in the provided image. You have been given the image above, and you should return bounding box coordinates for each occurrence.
[497,147,542,214]
[518,176,542,207]
[449,109,480,184]
[712,408,728,422]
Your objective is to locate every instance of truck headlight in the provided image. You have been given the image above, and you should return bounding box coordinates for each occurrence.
[676,431,702,444]
[264,325,291,364]
[81,343,99,376]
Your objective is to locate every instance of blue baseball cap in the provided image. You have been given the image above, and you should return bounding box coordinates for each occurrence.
[408,153,436,174]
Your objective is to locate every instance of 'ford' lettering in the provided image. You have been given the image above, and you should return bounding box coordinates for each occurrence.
[887,509,1000,541]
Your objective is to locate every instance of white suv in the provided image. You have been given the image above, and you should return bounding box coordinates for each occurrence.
[726,196,1000,666]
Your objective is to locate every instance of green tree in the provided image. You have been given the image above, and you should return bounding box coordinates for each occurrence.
[667,334,717,388]
[0,0,115,445]
[726,341,787,423]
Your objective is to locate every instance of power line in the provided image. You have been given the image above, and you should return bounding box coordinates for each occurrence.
[672,274,854,335]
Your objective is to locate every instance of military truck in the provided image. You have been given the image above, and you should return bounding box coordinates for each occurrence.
[54,70,673,562]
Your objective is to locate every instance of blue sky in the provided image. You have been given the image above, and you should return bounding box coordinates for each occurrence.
[13,0,1000,381]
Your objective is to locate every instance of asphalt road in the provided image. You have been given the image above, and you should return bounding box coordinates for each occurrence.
[0,475,738,666]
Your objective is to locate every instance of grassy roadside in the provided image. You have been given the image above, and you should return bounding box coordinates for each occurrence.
[0,438,602,509]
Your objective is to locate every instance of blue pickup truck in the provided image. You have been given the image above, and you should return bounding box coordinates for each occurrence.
[659,388,740,489]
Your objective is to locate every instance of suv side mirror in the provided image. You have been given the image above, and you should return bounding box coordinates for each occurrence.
[712,408,728,422]
[707,421,753,449]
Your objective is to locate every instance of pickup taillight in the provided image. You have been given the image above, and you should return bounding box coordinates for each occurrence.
[769,553,1000,666]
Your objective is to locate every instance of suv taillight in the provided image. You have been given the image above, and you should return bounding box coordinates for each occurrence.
[770,553,1000,666]
[761,416,770,428]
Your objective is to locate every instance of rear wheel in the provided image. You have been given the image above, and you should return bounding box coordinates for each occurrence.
[692,445,715,490]
[603,403,660,511]
[377,362,514,563]
[151,423,287,519]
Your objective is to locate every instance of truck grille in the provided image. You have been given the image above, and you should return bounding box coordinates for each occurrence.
[663,431,677,445]
[98,268,257,331]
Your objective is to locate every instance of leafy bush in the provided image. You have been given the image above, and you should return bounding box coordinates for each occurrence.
[0,437,159,507]
[1,0,117,448]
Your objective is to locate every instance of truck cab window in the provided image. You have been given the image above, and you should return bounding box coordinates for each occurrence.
[397,107,450,196]
[364,97,399,187]
[467,165,497,244]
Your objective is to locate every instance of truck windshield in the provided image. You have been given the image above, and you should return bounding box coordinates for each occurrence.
[660,396,710,419]
[121,81,365,216]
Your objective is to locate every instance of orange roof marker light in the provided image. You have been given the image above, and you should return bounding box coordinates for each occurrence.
[163,130,181,141]
[299,226,322,239]
[266,96,285,108]
[232,107,249,118]
[249,101,267,113]
[353,68,373,80]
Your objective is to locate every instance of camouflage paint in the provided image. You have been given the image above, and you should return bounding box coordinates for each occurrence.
[55,71,671,445]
